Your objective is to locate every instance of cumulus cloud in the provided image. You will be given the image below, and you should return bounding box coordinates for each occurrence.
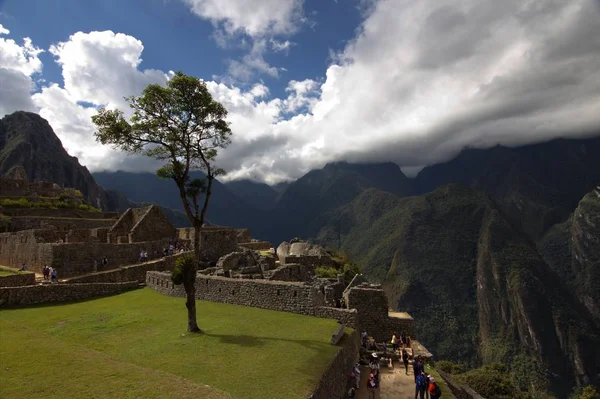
[183,0,305,37]
[183,0,306,81]
[29,30,170,171]
[3,0,600,185]
[0,25,43,115]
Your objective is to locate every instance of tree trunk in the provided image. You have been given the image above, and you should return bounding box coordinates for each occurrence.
[182,222,202,333]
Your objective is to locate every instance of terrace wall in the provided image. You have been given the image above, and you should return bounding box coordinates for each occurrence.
[177,227,239,263]
[0,207,117,219]
[0,282,139,307]
[282,255,337,268]
[308,330,360,399]
[0,232,171,277]
[238,241,273,251]
[9,216,114,232]
[0,271,36,287]
[66,253,186,284]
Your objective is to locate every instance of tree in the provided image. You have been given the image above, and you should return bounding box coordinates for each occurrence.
[92,71,232,332]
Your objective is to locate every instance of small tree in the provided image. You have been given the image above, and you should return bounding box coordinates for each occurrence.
[92,71,232,332]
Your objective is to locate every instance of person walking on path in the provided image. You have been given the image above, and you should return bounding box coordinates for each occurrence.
[351,362,361,389]
[367,373,377,399]
[402,349,410,375]
[392,332,399,353]
[428,376,442,399]
[415,372,426,399]
[50,268,58,283]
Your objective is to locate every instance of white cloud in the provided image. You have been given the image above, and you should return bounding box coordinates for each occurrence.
[4,0,600,185]
[0,25,43,115]
[183,0,304,37]
[183,0,306,81]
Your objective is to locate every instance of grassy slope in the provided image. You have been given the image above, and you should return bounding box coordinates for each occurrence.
[0,289,342,399]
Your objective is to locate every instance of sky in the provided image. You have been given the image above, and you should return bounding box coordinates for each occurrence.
[1,0,599,183]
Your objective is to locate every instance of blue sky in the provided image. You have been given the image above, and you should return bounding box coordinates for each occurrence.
[0,0,362,99]
[1,0,599,183]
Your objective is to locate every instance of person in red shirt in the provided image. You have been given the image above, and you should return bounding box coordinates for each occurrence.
[428,376,442,399]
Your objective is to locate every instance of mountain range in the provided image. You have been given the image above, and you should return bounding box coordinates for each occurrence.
[1,111,599,396]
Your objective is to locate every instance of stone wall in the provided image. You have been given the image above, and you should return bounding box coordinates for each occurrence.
[438,370,484,399]
[236,228,251,243]
[282,255,337,268]
[0,230,55,270]
[178,227,239,264]
[0,207,117,219]
[0,282,139,307]
[345,286,414,341]
[66,253,185,284]
[129,205,177,243]
[0,232,171,277]
[0,271,36,287]
[50,239,172,277]
[9,216,114,233]
[239,241,273,251]
[65,227,109,243]
[0,178,28,197]
[146,273,414,343]
[268,263,313,282]
[308,330,360,399]
[147,271,317,315]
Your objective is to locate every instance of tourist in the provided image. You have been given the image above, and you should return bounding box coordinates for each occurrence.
[424,373,431,399]
[19,263,27,271]
[361,331,368,348]
[413,356,422,382]
[50,268,58,283]
[401,332,407,347]
[102,257,108,267]
[367,373,377,399]
[42,265,50,281]
[347,387,356,398]
[370,353,380,385]
[93,259,98,273]
[402,349,410,375]
[415,372,426,399]
[428,376,442,399]
[352,362,361,389]
[392,331,399,352]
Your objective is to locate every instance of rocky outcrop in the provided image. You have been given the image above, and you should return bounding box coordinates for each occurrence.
[277,240,330,259]
[539,187,600,320]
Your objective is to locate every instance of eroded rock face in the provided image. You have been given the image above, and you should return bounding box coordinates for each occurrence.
[277,240,330,259]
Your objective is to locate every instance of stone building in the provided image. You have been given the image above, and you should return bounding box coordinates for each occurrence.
[107,205,176,244]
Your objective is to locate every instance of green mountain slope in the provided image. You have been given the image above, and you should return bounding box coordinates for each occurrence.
[539,187,600,320]
[317,185,600,395]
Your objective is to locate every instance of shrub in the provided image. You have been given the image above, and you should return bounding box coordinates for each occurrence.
[456,363,519,399]
[0,198,31,208]
[435,360,466,374]
[343,262,361,284]
[315,266,339,279]
[171,253,196,285]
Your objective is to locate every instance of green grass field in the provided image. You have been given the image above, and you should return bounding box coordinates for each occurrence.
[0,288,344,399]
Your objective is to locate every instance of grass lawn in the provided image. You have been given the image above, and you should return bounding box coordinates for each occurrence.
[0,288,343,399]
[0,270,17,277]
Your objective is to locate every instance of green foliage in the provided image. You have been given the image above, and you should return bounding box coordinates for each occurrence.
[315,266,339,279]
[0,196,99,211]
[456,362,519,399]
[342,262,361,284]
[0,213,11,227]
[578,386,600,399]
[92,71,232,224]
[171,253,196,285]
[435,360,466,375]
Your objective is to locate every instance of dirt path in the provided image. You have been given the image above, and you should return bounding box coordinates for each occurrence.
[353,360,416,399]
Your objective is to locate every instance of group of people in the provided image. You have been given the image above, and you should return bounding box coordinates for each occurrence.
[349,332,443,399]
[41,264,58,282]
[92,257,109,273]
[348,352,381,398]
